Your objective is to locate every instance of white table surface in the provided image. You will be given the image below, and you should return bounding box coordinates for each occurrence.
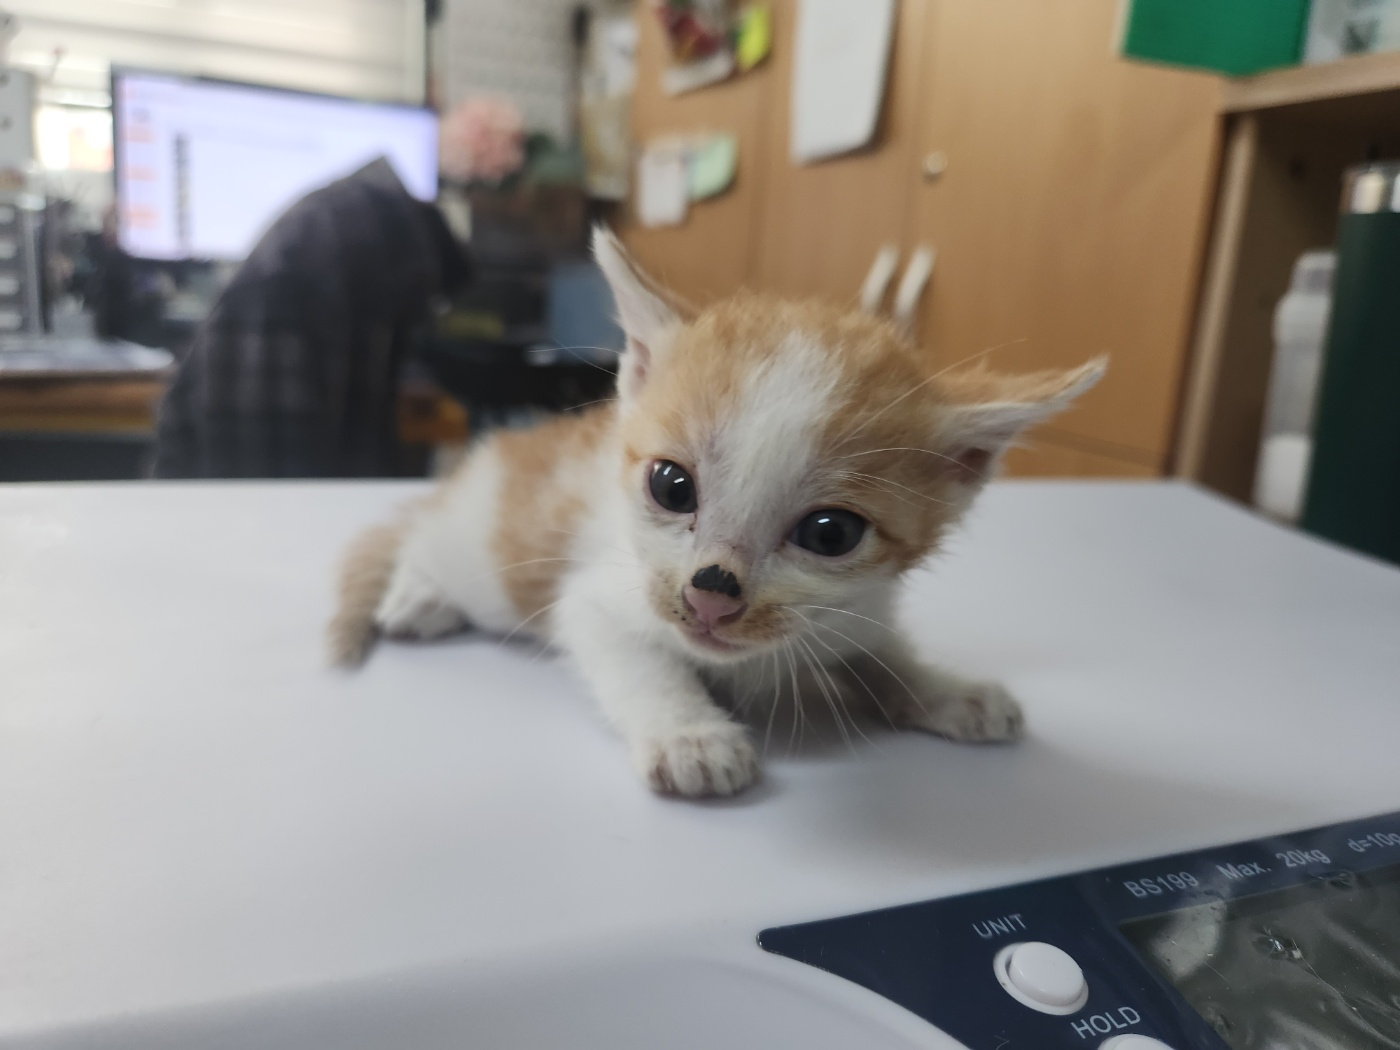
[3,480,1400,1048]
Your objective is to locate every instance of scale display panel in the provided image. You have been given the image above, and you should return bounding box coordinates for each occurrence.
[760,812,1400,1049]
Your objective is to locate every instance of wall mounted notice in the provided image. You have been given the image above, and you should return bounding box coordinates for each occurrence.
[688,134,737,200]
[790,0,895,164]
[1117,0,1308,76]
[636,142,690,227]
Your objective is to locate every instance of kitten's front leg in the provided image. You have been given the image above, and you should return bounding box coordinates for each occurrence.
[556,597,759,798]
[841,637,1024,743]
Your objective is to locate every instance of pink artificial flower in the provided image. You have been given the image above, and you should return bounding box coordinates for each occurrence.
[439,94,526,184]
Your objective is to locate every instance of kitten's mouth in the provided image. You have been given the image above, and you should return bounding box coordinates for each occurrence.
[679,623,746,654]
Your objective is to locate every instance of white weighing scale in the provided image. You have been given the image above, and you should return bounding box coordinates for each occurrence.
[4,481,1400,1050]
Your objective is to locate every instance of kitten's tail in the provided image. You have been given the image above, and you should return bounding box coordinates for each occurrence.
[327,521,403,668]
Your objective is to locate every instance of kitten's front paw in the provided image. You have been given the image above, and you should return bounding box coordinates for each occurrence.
[905,679,1024,743]
[638,723,760,798]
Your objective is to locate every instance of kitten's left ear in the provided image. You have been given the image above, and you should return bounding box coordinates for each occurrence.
[592,226,689,401]
[935,357,1107,483]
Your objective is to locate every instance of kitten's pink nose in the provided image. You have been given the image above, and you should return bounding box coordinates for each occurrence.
[683,585,747,627]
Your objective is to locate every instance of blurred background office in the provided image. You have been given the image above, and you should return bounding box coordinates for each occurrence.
[2,1,1399,565]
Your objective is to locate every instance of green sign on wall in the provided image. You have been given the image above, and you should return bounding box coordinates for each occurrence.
[1119,0,1310,76]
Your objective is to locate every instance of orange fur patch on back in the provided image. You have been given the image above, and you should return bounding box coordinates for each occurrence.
[491,405,618,622]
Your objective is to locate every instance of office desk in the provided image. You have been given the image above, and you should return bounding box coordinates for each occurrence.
[0,337,174,479]
[0,376,168,434]
[0,335,174,433]
[0,371,466,480]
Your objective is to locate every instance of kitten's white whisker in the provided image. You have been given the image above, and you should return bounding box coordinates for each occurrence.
[830,471,921,509]
[763,648,782,756]
[800,616,925,717]
[841,446,958,464]
[796,604,898,634]
[528,639,559,665]
[832,371,943,450]
[564,396,619,412]
[806,636,871,749]
[800,622,895,734]
[555,344,622,356]
[831,334,1028,456]
[836,470,952,506]
[782,641,806,754]
[494,556,583,573]
[501,596,567,645]
[551,346,622,376]
[732,653,768,716]
[839,446,982,481]
[928,336,1031,381]
[794,635,853,751]
[797,634,875,752]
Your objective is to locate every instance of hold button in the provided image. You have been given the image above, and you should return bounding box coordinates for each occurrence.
[994,941,1089,1014]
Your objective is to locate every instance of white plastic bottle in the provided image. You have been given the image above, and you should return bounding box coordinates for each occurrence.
[1253,251,1336,522]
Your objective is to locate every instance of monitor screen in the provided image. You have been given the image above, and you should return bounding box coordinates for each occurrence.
[1120,863,1400,1049]
[113,71,438,261]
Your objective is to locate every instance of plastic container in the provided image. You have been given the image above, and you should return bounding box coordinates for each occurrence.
[1252,250,1335,522]
[1305,0,1400,63]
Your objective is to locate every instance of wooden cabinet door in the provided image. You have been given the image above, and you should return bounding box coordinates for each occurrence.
[750,0,932,303]
[910,0,1221,472]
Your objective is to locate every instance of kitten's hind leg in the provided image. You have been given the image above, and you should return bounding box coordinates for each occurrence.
[329,504,473,667]
[899,666,1024,743]
[839,639,1024,743]
[375,561,471,641]
[328,522,404,667]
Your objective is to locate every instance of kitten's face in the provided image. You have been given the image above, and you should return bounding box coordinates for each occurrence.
[618,300,972,663]
[593,229,1102,664]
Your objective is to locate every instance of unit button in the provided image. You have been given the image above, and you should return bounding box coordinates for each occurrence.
[1100,1038,1176,1050]
[993,941,1090,1014]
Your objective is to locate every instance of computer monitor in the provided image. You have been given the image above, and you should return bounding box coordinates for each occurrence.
[112,70,438,261]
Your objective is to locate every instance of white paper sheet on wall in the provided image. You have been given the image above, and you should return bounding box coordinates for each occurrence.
[637,143,690,227]
[790,0,896,164]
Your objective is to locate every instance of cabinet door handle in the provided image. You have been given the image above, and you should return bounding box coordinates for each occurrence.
[859,243,901,314]
[893,245,936,334]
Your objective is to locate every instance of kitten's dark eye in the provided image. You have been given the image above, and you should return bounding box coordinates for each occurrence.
[648,460,697,514]
[791,509,866,557]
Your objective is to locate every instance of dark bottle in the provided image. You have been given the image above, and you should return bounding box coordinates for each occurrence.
[1302,163,1400,566]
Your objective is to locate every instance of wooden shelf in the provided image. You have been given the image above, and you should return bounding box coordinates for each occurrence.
[1222,50,1400,113]
[1180,47,1400,500]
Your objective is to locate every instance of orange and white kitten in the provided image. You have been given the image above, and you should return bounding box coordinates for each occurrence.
[330,228,1104,798]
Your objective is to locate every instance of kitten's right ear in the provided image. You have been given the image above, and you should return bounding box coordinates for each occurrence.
[934,357,1107,485]
[592,225,685,400]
